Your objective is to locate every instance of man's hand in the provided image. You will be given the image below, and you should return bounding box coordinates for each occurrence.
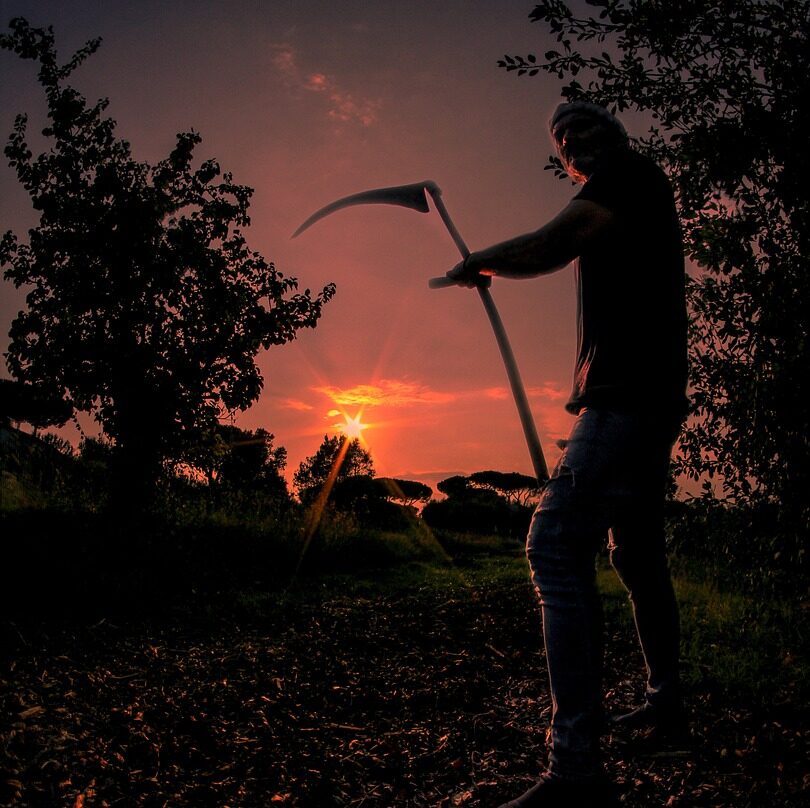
[445,253,493,288]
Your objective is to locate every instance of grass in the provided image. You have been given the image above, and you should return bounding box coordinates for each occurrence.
[598,562,808,704]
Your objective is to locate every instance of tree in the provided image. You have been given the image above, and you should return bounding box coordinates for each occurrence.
[293,434,374,503]
[0,378,71,427]
[0,19,335,502]
[468,469,540,506]
[501,2,809,555]
[423,473,531,537]
[374,477,433,508]
[198,425,288,499]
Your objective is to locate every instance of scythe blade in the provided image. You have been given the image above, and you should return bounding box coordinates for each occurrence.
[291,179,548,484]
[292,181,435,238]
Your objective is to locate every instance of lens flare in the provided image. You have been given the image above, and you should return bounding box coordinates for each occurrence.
[340,413,368,440]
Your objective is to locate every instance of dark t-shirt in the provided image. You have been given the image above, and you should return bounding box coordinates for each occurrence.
[567,148,688,416]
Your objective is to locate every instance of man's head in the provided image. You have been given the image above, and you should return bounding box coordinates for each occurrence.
[549,102,628,183]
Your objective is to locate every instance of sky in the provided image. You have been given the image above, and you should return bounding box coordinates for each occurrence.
[0,1,600,493]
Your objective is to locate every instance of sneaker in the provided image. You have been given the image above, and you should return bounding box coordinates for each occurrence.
[611,700,688,739]
[610,701,691,754]
[496,772,619,808]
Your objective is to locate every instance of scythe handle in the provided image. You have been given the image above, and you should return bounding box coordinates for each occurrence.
[425,186,549,484]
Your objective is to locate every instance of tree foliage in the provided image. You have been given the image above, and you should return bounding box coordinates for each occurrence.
[468,469,540,506]
[375,477,433,508]
[293,434,374,502]
[0,19,335,495]
[501,2,809,537]
[196,425,288,499]
[423,473,533,537]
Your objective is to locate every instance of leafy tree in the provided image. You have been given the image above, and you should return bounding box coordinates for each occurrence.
[501,2,808,561]
[0,378,71,427]
[374,477,433,508]
[0,19,335,503]
[468,469,540,506]
[198,425,287,498]
[436,475,470,499]
[293,434,374,503]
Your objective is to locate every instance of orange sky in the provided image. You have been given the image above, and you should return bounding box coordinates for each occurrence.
[0,1,613,493]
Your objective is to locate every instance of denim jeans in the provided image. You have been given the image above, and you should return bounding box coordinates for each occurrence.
[526,407,681,780]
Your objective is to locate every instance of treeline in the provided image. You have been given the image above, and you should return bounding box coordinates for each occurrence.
[0,413,538,540]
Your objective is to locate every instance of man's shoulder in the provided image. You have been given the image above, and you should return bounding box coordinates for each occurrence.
[579,148,672,207]
[604,148,667,183]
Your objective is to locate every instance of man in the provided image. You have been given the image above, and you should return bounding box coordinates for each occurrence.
[444,101,689,807]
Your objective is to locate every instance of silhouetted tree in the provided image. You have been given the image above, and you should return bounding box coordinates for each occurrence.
[436,475,470,499]
[375,477,433,508]
[200,425,288,499]
[0,378,71,427]
[0,19,335,506]
[468,469,540,506]
[293,435,374,503]
[502,1,808,572]
[423,473,530,537]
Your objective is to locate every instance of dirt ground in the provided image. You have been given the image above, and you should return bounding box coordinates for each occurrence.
[2,575,807,807]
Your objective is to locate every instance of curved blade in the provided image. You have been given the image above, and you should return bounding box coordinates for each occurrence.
[292,181,435,238]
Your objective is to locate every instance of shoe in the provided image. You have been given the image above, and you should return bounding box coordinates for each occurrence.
[609,702,692,757]
[611,700,690,745]
[496,771,619,808]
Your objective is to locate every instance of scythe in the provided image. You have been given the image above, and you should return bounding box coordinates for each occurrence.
[292,180,548,484]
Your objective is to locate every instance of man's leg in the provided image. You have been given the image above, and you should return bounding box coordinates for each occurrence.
[608,459,686,738]
[610,514,681,713]
[525,409,622,781]
[497,409,667,807]
[526,475,606,781]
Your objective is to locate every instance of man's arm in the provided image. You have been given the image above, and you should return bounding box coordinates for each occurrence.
[446,199,615,285]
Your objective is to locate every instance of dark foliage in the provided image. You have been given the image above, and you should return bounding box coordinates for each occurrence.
[293,435,374,504]
[424,475,533,538]
[500,0,809,590]
[0,19,335,502]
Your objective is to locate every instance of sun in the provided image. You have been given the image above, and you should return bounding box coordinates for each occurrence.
[340,413,368,440]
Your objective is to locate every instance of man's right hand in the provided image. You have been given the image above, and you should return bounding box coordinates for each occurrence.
[445,253,492,288]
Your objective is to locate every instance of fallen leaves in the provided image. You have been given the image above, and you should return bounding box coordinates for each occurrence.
[1,578,808,807]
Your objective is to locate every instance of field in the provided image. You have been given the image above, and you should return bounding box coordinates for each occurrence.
[2,521,807,807]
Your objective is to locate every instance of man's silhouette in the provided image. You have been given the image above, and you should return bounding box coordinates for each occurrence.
[445,101,688,807]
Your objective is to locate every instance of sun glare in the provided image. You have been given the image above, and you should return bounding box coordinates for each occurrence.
[340,413,368,440]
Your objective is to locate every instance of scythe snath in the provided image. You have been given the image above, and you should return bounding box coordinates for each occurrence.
[292,180,548,484]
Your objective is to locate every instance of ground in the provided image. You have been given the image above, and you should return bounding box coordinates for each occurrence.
[2,552,807,807]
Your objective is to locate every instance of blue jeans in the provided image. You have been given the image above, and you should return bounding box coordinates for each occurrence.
[526,407,681,780]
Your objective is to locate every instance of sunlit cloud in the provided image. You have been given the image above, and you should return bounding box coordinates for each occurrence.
[280,398,314,411]
[271,43,380,127]
[528,382,568,401]
[316,379,455,408]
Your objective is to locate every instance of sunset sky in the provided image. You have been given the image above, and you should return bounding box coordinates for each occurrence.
[1,1,616,492]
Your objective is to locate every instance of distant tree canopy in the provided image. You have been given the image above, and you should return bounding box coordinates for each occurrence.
[375,477,433,508]
[468,470,540,506]
[501,3,809,533]
[293,435,374,503]
[0,19,335,500]
[423,471,534,537]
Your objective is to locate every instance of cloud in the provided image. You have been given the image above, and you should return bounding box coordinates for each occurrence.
[280,398,314,411]
[315,379,455,408]
[528,382,568,401]
[272,43,380,127]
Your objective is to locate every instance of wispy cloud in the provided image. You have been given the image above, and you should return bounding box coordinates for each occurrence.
[280,398,314,411]
[272,43,380,127]
[528,382,567,401]
[315,379,455,408]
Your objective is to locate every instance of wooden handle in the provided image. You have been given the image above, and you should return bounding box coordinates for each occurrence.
[428,275,459,289]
